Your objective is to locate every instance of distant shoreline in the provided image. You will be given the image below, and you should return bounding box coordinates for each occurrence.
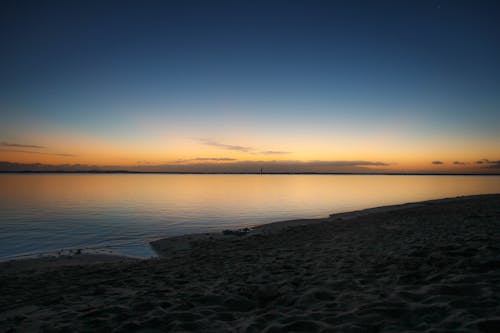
[1,171,500,176]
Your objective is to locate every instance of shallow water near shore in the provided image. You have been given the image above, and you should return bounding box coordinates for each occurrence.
[1,174,499,259]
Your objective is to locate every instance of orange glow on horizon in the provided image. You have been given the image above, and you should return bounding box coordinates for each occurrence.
[1,128,499,173]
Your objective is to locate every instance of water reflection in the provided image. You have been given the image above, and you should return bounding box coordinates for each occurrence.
[1,174,499,258]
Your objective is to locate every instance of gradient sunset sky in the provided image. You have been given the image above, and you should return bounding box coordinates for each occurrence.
[1,0,499,173]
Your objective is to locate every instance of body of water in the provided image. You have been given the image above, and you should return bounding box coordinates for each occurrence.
[1,174,499,259]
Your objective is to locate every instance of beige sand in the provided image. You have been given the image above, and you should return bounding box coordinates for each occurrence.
[1,194,499,332]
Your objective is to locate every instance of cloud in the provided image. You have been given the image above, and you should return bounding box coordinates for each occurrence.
[192,157,237,161]
[0,159,389,173]
[453,161,466,165]
[259,151,291,155]
[198,139,291,155]
[483,160,500,169]
[0,161,97,172]
[432,161,444,165]
[1,141,44,149]
[133,159,389,173]
[53,153,77,157]
[174,157,237,163]
[0,141,74,157]
[303,160,388,167]
[198,139,252,152]
[473,158,500,169]
[0,149,76,157]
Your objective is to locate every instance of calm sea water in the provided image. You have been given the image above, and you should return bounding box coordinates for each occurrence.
[1,174,499,259]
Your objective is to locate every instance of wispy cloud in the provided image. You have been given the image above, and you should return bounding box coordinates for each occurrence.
[453,161,466,165]
[304,160,388,167]
[432,160,444,165]
[198,139,252,152]
[1,141,44,149]
[259,150,291,155]
[198,138,291,155]
[192,157,237,161]
[174,157,237,163]
[0,149,76,157]
[0,140,74,157]
[53,153,77,157]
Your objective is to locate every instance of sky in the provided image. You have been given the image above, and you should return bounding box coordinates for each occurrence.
[1,0,499,173]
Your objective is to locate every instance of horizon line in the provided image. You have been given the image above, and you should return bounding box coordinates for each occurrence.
[1,171,499,176]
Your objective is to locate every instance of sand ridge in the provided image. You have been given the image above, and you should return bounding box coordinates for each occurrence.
[1,194,500,332]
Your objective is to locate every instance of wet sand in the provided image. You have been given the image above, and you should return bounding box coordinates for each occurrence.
[1,194,500,332]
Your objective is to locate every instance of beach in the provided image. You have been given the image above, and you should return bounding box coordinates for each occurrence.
[1,194,499,332]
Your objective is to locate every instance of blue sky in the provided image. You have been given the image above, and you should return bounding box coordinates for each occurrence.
[0,0,499,172]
